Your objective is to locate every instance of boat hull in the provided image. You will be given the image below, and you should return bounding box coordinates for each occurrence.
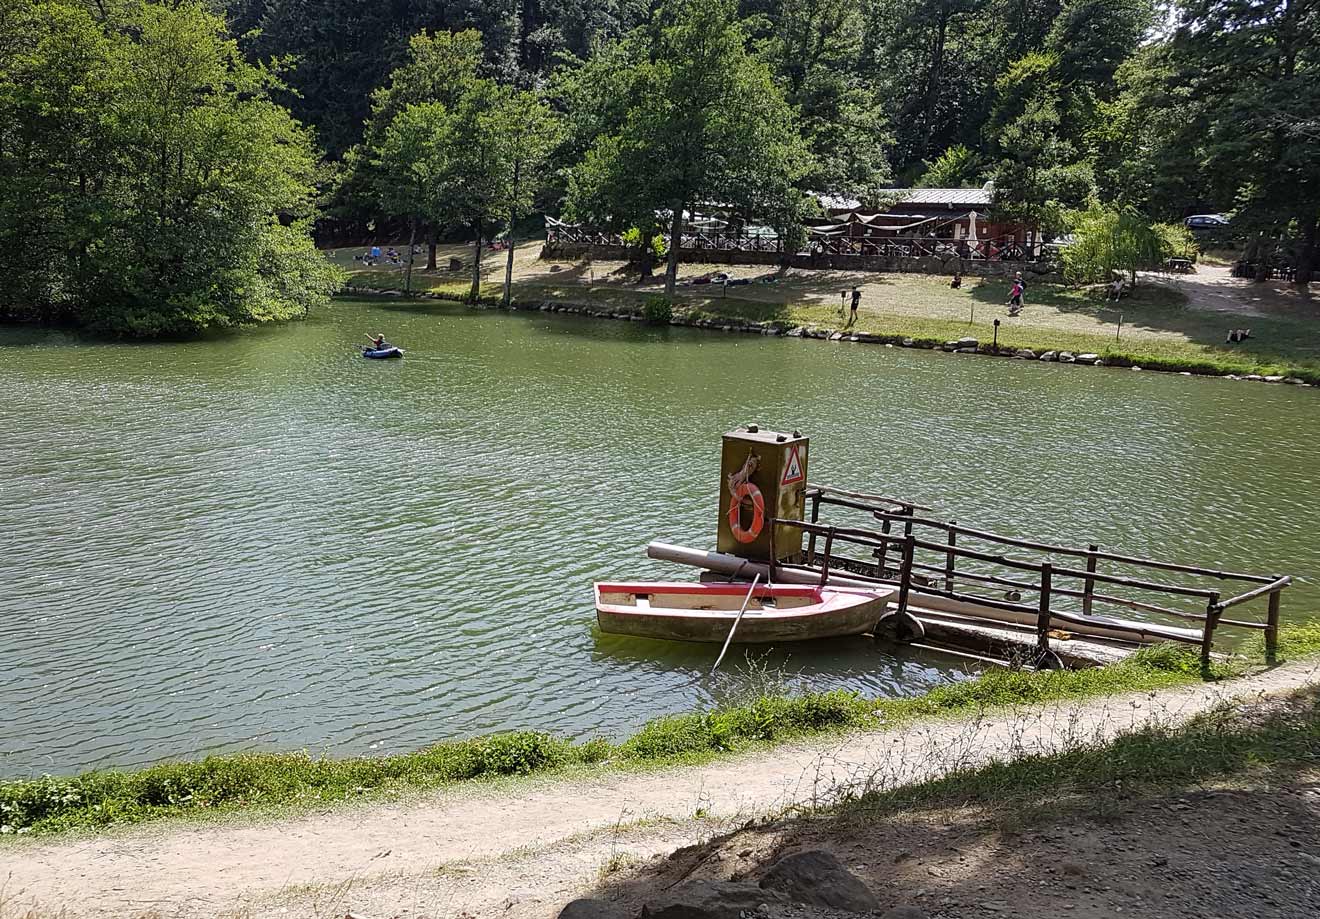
[594,581,894,643]
[363,347,403,359]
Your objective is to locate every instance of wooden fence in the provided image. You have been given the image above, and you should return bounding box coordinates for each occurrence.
[759,485,1290,666]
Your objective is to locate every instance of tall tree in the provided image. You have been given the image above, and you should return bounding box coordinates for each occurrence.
[565,0,808,295]
[0,0,341,335]
[1168,0,1320,284]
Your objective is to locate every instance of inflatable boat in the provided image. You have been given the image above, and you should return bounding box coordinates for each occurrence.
[362,346,403,359]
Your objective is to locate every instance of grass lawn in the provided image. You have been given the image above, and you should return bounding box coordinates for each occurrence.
[329,242,1320,381]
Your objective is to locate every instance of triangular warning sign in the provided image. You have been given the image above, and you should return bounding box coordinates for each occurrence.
[781,445,804,485]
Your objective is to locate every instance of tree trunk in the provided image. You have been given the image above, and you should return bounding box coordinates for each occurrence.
[471,220,482,303]
[504,161,521,307]
[426,227,437,270]
[1296,214,1318,286]
[665,204,683,297]
[404,217,416,295]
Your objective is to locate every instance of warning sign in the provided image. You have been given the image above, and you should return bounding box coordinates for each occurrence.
[781,445,804,485]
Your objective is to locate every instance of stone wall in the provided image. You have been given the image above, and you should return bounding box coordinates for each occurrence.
[540,243,1060,280]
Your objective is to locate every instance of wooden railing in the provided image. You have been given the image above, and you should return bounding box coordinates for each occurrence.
[546,223,1057,263]
[763,486,1291,667]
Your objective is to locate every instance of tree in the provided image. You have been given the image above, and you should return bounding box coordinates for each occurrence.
[486,91,562,306]
[371,102,455,294]
[566,0,808,295]
[1166,0,1320,285]
[745,0,892,199]
[1062,202,1172,285]
[917,145,986,188]
[0,0,341,335]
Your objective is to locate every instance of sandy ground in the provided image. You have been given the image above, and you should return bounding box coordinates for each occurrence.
[4,658,1319,919]
[1149,264,1317,317]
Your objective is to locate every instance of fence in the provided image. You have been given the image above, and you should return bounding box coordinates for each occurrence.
[545,223,1055,263]
[758,485,1290,666]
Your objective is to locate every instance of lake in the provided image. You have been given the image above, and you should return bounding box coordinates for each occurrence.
[2,299,1316,777]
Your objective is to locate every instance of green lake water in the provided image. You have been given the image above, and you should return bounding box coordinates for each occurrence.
[2,299,1317,777]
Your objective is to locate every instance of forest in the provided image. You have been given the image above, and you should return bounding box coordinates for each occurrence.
[1,0,1316,334]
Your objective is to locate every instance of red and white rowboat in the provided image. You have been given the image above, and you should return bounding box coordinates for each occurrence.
[593,581,895,644]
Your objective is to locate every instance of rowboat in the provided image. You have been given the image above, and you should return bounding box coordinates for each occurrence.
[593,581,895,644]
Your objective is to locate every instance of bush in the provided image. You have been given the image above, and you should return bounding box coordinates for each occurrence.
[474,732,570,776]
[642,296,674,325]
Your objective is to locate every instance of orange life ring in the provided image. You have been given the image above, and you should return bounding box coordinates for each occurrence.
[727,481,765,544]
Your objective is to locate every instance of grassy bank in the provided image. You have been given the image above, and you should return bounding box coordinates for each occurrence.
[5,629,1318,838]
[335,246,1320,384]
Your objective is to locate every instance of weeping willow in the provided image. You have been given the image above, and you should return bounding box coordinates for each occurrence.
[1063,204,1180,285]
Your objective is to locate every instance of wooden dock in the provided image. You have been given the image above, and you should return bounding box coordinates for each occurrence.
[648,482,1291,669]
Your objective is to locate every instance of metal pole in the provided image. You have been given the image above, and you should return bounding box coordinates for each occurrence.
[896,534,916,617]
[712,574,761,672]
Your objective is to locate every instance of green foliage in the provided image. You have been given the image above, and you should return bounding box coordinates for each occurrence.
[1062,202,1170,284]
[0,0,342,336]
[641,295,673,324]
[917,145,985,189]
[4,631,1315,837]
[563,0,808,293]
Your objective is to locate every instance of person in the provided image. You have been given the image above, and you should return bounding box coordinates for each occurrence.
[1007,277,1024,315]
[848,286,860,326]
[1109,278,1124,301]
[950,272,962,290]
[366,333,390,351]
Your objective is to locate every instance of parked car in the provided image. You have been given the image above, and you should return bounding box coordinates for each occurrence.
[1184,214,1230,229]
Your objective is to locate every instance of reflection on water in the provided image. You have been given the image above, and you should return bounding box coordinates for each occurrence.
[1,301,1316,777]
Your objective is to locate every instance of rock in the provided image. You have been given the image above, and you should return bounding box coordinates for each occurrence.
[1264,374,1285,382]
[1284,377,1305,385]
[881,908,928,919]
[1077,353,1100,363]
[1094,359,1106,366]
[1245,374,1264,381]
[1058,351,1076,363]
[785,327,804,337]
[829,331,844,341]
[901,338,916,347]
[1014,348,1036,359]
[559,899,626,919]
[955,337,979,350]
[955,347,977,354]
[1039,350,1057,362]
[642,881,785,919]
[1131,365,1143,371]
[549,264,563,272]
[759,849,881,912]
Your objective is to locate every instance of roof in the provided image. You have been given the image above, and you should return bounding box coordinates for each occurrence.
[887,187,993,206]
[813,185,994,211]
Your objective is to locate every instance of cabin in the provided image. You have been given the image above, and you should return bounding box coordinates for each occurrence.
[807,184,1039,261]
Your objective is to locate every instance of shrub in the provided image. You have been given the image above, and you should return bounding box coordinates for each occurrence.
[642,295,674,325]
[474,732,570,776]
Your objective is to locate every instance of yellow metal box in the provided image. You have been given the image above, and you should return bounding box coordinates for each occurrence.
[717,425,809,561]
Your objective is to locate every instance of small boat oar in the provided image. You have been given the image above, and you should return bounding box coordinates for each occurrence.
[711,573,761,673]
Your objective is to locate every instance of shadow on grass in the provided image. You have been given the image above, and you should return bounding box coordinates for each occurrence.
[576,686,1320,916]
[968,278,1320,371]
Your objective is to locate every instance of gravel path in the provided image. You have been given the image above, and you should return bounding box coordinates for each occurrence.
[4,658,1318,919]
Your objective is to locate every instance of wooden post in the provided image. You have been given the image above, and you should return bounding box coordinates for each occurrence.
[768,520,778,585]
[944,521,957,593]
[876,516,892,574]
[896,534,916,616]
[1266,588,1282,662]
[818,528,835,588]
[1200,591,1221,667]
[1082,544,1098,615]
[1037,563,1053,656]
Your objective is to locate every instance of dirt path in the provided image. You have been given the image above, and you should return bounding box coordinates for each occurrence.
[1150,263,1315,317]
[5,659,1319,919]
